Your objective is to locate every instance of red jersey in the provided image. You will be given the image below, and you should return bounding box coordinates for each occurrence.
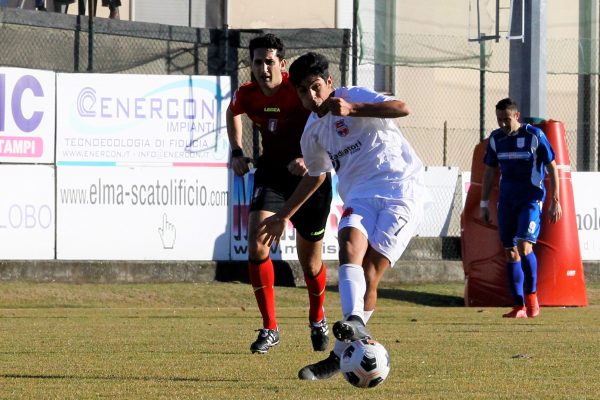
[228,72,310,167]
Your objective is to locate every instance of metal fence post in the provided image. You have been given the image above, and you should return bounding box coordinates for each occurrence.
[479,38,486,142]
[443,121,448,166]
[87,0,94,72]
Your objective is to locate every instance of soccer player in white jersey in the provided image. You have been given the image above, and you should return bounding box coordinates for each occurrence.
[258,51,428,380]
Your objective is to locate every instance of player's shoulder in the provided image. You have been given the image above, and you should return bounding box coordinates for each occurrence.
[340,86,394,103]
[488,128,505,140]
[303,112,322,132]
[230,81,263,111]
[338,86,370,98]
[281,72,293,87]
[235,81,261,96]
[486,128,505,150]
[522,123,546,138]
[278,74,303,98]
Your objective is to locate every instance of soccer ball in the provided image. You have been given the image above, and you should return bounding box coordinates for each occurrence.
[340,338,390,388]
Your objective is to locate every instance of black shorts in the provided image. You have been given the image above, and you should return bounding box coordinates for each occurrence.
[250,165,332,242]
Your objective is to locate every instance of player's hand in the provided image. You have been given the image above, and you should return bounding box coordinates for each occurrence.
[287,158,307,176]
[548,199,562,223]
[480,206,491,224]
[231,156,253,176]
[258,214,288,247]
[321,96,354,117]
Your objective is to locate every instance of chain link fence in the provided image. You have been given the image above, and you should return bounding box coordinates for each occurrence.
[2,7,597,246]
[358,31,596,173]
[355,31,595,240]
[3,7,593,173]
[0,8,350,162]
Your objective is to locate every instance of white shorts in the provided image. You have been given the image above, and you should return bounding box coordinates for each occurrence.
[338,196,423,265]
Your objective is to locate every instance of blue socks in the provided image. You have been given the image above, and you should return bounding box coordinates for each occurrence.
[521,252,538,294]
[507,260,525,306]
[507,252,538,306]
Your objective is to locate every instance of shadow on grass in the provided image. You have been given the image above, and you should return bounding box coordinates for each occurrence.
[0,373,242,383]
[325,285,464,307]
[377,287,464,307]
[216,261,465,307]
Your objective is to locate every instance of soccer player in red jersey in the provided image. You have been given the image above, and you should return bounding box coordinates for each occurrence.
[226,34,333,354]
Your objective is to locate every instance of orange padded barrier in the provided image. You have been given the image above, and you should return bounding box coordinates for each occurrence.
[461,120,588,307]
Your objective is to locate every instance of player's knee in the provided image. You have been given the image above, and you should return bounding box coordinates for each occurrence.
[505,247,520,261]
[517,240,533,256]
[248,243,271,261]
[299,261,323,277]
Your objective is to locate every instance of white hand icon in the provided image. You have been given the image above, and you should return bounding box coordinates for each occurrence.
[158,213,176,249]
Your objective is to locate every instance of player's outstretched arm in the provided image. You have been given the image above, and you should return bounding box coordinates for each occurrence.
[258,174,326,246]
[325,97,410,119]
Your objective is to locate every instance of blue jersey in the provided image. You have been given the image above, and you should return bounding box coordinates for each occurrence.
[483,124,555,202]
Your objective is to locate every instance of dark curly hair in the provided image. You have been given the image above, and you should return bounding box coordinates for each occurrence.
[496,98,519,112]
[248,33,286,60]
[288,52,330,87]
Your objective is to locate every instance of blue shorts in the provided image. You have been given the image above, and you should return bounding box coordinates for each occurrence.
[497,198,543,248]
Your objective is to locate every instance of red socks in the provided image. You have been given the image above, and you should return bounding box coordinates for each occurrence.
[304,263,327,323]
[249,259,327,328]
[249,258,277,330]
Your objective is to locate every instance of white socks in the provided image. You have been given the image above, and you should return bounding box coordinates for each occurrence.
[363,309,373,324]
[333,264,377,358]
[338,263,366,322]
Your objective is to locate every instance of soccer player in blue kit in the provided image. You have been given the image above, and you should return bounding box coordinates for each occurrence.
[480,98,562,318]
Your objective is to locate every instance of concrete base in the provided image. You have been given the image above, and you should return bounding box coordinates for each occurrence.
[0,237,598,285]
[1,259,598,285]
[0,259,466,285]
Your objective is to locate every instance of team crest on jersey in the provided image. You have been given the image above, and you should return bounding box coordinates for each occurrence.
[335,119,349,137]
[516,137,525,148]
[268,119,278,133]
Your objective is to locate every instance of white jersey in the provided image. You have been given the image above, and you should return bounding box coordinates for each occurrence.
[301,86,424,202]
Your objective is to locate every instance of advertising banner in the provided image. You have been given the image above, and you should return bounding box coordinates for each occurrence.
[230,170,341,261]
[0,67,55,163]
[572,172,600,260]
[418,166,459,236]
[56,73,230,166]
[57,166,229,260]
[230,167,467,261]
[461,171,471,208]
[55,73,231,260]
[0,165,55,259]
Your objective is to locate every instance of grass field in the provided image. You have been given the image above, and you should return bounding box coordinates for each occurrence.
[1,281,599,399]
